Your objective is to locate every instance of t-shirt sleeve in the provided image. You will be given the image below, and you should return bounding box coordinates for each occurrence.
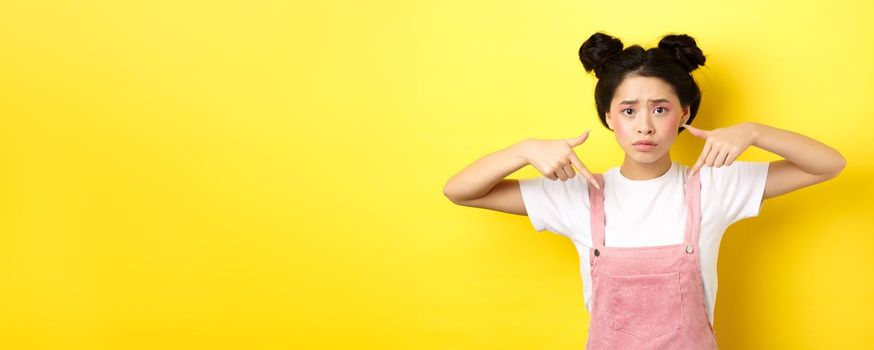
[518,175,588,237]
[706,161,770,225]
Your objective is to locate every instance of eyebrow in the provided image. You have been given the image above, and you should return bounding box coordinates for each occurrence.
[618,99,672,105]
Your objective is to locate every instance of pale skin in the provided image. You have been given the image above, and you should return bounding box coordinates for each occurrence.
[443,75,846,216]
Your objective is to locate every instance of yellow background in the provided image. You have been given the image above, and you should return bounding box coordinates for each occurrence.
[1,0,872,349]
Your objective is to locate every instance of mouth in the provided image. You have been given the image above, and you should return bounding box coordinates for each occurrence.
[632,142,657,151]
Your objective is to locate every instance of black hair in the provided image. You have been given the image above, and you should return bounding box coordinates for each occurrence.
[578,32,707,134]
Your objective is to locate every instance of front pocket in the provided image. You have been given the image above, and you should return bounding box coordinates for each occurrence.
[609,271,684,340]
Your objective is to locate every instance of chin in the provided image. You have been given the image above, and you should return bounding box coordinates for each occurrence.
[625,149,667,163]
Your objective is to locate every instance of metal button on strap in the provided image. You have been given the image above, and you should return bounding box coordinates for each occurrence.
[686,244,694,254]
[594,249,600,257]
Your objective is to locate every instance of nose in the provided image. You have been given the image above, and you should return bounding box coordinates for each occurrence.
[636,113,655,135]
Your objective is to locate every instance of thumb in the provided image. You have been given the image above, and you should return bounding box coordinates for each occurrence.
[682,124,708,138]
[568,129,592,146]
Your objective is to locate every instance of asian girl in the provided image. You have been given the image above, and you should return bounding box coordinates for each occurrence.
[442,32,845,348]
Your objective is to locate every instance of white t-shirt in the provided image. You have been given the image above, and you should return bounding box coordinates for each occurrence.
[519,160,769,326]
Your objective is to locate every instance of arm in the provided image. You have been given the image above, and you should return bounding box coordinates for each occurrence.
[442,139,531,215]
[749,122,846,200]
[444,131,595,214]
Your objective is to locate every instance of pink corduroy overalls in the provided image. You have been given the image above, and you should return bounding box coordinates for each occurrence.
[584,171,718,349]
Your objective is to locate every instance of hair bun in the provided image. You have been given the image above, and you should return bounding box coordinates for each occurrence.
[579,32,624,78]
[657,34,706,73]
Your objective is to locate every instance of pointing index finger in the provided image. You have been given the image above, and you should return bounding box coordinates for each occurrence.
[568,151,599,190]
[688,139,712,181]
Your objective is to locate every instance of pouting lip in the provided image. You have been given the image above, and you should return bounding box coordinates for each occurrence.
[633,140,657,146]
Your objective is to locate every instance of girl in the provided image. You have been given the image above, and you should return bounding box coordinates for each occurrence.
[442,32,846,349]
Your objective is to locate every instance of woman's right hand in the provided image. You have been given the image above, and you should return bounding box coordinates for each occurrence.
[521,130,600,189]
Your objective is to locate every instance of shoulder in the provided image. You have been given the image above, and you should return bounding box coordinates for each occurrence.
[519,175,591,203]
[699,161,769,184]
[519,174,593,234]
[696,161,770,224]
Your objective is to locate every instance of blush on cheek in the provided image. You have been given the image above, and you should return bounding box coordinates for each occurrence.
[613,121,623,133]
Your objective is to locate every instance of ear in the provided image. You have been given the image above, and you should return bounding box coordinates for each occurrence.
[680,106,690,125]
[605,112,613,130]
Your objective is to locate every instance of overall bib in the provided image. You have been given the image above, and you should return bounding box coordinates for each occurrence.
[585,171,718,349]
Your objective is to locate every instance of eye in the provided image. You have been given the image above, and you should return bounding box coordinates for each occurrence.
[622,108,634,116]
[655,107,668,114]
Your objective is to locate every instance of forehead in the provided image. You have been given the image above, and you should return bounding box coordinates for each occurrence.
[612,75,679,105]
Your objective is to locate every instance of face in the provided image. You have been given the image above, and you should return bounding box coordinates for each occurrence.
[605,75,690,164]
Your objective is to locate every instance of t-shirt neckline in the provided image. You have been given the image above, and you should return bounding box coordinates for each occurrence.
[613,161,677,186]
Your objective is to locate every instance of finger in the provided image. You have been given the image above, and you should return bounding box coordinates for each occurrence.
[562,163,576,181]
[691,139,712,176]
[704,144,721,167]
[713,148,730,167]
[555,163,571,181]
[688,139,712,180]
[567,129,592,147]
[683,124,709,139]
[568,152,599,189]
[683,124,699,137]
[724,151,738,166]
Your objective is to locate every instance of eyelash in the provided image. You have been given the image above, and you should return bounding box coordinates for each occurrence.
[623,107,668,116]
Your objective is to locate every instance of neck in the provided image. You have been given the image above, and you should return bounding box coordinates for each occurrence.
[620,152,673,180]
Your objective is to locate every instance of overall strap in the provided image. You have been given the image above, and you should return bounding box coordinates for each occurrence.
[683,170,702,245]
[587,173,606,248]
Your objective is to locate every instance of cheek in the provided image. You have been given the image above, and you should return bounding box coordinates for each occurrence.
[658,114,680,134]
[613,117,627,133]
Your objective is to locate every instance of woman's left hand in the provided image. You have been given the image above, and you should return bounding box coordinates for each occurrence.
[683,122,759,180]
